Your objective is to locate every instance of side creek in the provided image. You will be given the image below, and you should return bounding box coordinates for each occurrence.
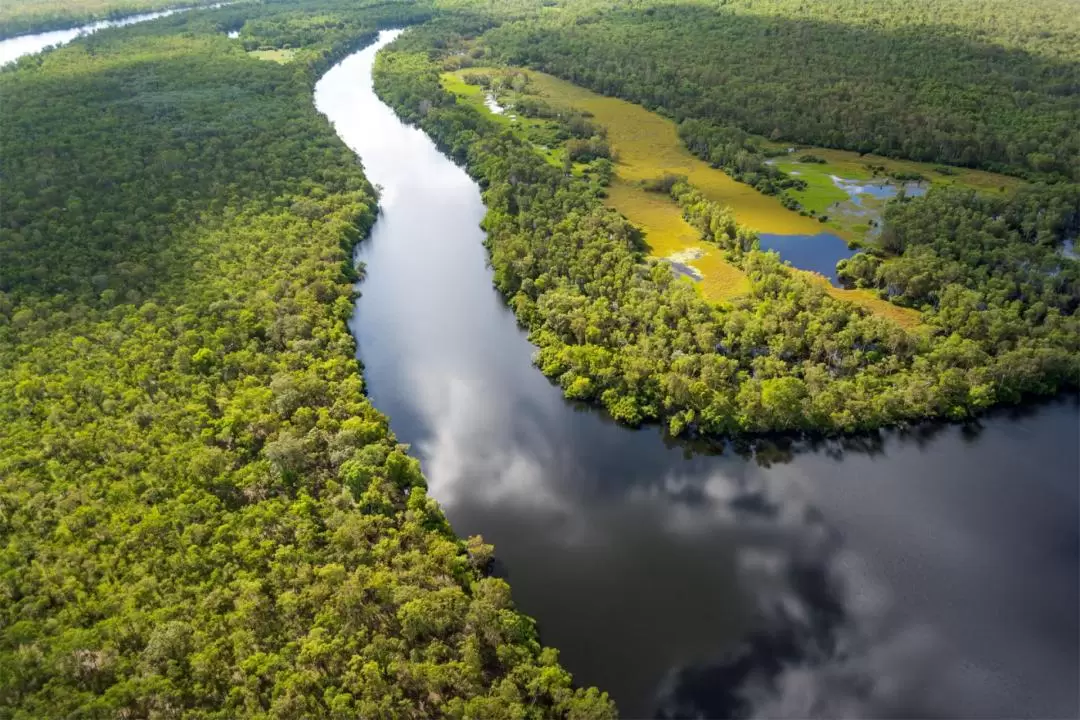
[315,31,1080,719]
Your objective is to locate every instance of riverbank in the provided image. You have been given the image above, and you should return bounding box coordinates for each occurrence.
[378,24,1078,436]
[0,13,613,717]
[0,0,222,40]
[333,29,1079,719]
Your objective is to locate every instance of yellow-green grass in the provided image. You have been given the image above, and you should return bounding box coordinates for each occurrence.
[442,67,921,326]
[777,146,1020,191]
[442,70,566,168]
[441,69,748,301]
[523,71,828,237]
[815,278,922,329]
[524,71,922,324]
[606,180,749,302]
[248,48,297,63]
[772,147,1021,219]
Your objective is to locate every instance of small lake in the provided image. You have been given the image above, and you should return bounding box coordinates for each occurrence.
[757,232,855,285]
[317,31,1079,719]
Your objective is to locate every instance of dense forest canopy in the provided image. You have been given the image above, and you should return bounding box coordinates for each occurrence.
[0,0,225,38]
[1,0,1078,716]
[471,0,1079,179]
[0,2,615,717]
[372,17,1078,436]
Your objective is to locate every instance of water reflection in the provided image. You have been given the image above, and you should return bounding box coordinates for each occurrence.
[0,3,226,66]
[756,232,854,285]
[316,32,1079,718]
[830,174,928,204]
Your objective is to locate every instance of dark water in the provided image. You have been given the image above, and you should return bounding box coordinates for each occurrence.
[756,232,855,285]
[316,32,1080,719]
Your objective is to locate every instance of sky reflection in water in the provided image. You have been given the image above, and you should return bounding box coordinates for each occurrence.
[316,32,1079,719]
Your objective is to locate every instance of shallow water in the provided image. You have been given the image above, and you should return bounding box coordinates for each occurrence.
[757,232,855,285]
[316,31,1079,718]
[830,174,927,205]
[483,92,505,114]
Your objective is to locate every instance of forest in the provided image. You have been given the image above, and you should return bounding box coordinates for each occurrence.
[0,0,221,38]
[2,0,1077,716]
[0,2,614,717]
[372,12,1078,435]
[478,0,1079,180]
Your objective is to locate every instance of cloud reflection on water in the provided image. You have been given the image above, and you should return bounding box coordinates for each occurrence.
[316,35,1079,719]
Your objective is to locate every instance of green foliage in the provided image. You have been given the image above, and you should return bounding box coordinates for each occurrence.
[845,186,1080,401]
[476,0,1080,179]
[374,23,1079,437]
[0,3,613,717]
[679,118,806,197]
[0,0,221,39]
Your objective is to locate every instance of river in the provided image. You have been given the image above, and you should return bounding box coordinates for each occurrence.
[315,31,1079,719]
[0,3,219,66]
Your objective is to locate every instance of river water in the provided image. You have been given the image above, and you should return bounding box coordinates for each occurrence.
[0,3,218,66]
[316,31,1079,719]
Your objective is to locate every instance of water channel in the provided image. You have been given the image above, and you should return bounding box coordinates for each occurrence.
[317,30,1079,719]
[0,3,219,66]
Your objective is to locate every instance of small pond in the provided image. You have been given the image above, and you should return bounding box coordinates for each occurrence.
[830,174,927,205]
[484,92,505,115]
[757,232,855,285]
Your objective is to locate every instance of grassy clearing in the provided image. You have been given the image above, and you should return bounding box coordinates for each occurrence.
[442,72,509,124]
[441,66,921,325]
[816,278,922,329]
[606,180,750,301]
[523,71,828,236]
[772,147,1022,237]
[248,48,297,63]
[442,68,752,303]
[443,69,569,168]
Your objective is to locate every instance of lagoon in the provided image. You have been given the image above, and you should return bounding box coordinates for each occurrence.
[757,231,855,285]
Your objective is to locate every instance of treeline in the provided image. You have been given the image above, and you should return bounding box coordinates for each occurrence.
[0,0,218,39]
[373,21,1078,437]
[839,186,1080,398]
[476,0,1080,179]
[678,118,805,206]
[0,2,614,717]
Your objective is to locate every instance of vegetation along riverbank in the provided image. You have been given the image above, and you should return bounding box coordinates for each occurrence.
[0,2,615,716]
[1,0,1077,717]
[374,7,1078,436]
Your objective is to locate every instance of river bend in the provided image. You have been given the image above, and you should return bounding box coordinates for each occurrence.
[316,31,1079,719]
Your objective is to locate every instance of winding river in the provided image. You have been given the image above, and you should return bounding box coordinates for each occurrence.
[0,3,221,66]
[318,31,1080,719]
